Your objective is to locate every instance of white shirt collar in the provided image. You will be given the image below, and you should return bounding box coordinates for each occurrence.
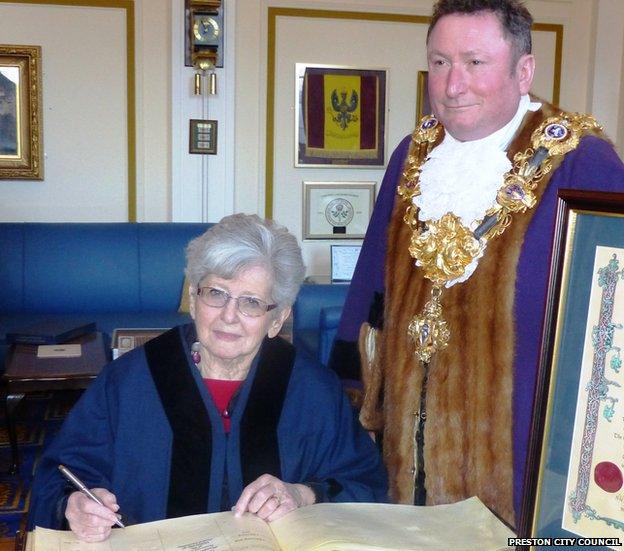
[412,95,542,286]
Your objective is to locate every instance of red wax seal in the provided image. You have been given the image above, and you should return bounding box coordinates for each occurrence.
[594,461,624,493]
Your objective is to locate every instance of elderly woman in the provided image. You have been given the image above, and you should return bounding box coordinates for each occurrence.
[29,214,387,541]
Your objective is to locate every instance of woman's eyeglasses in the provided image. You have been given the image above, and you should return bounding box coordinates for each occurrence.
[197,287,277,317]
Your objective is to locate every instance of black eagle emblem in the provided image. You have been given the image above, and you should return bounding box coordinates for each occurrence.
[330,89,359,130]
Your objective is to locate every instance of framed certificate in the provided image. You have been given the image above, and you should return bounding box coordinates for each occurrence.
[520,189,624,547]
[331,245,361,282]
[302,181,375,240]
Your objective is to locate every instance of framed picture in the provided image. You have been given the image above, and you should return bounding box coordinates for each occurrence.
[331,244,362,283]
[416,71,430,123]
[0,44,43,180]
[520,189,624,548]
[295,64,386,167]
[112,328,168,359]
[189,119,217,154]
[302,181,375,239]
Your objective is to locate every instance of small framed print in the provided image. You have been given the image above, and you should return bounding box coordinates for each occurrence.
[189,119,217,154]
[331,244,362,283]
[303,181,375,240]
[112,328,168,359]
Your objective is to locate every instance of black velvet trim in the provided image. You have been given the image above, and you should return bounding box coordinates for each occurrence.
[368,291,384,329]
[145,328,212,518]
[239,337,295,486]
[328,291,384,381]
[328,339,361,381]
[306,478,343,503]
[326,478,344,498]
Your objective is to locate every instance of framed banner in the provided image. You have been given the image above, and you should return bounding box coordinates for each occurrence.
[302,181,375,239]
[295,64,386,167]
[0,44,43,180]
[520,189,624,549]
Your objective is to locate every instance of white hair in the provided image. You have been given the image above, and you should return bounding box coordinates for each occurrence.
[185,213,306,308]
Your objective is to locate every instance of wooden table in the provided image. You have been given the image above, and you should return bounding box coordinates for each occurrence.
[3,332,109,474]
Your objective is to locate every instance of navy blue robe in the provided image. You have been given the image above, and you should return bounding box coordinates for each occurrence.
[29,325,388,529]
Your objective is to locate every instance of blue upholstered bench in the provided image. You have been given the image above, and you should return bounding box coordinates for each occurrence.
[292,282,349,366]
[0,223,212,369]
[0,223,350,372]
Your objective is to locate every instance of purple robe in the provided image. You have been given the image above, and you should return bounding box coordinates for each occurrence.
[329,130,624,517]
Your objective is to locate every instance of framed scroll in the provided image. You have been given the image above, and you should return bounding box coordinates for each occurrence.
[520,189,624,549]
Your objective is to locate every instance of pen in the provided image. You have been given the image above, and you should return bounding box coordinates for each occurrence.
[58,464,125,528]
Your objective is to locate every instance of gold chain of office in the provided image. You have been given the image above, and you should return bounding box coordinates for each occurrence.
[398,112,601,363]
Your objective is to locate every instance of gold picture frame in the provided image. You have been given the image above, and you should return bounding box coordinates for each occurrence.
[0,44,43,180]
[415,70,430,123]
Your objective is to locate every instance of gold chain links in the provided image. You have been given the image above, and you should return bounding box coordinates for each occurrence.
[400,113,601,362]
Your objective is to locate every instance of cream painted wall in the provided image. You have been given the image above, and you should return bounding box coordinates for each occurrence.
[135,0,171,221]
[0,3,128,221]
[1,1,622,237]
[0,0,172,222]
[588,0,624,152]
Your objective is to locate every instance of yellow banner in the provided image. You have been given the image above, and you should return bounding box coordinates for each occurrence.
[323,74,361,151]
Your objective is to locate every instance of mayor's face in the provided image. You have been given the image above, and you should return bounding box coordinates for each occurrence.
[426,11,534,141]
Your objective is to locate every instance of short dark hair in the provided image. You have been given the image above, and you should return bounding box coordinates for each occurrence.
[427,0,533,64]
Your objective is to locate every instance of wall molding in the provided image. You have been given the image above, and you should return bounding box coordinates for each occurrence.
[0,0,137,221]
[171,0,235,223]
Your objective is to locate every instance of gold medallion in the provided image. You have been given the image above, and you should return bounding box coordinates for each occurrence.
[408,212,482,285]
[400,113,601,362]
[407,286,450,363]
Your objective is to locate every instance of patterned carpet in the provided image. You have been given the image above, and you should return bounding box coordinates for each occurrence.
[0,391,79,539]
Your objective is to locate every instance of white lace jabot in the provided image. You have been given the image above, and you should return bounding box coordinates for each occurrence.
[413,95,541,285]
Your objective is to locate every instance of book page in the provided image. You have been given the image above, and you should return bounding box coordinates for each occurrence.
[270,497,514,551]
[562,246,624,545]
[32,511,280,551]
[30,498,513,551]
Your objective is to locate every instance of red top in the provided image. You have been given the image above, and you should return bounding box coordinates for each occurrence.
[203,378,243,432]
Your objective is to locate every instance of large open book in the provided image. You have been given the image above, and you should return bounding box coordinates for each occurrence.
[28,497,514,551]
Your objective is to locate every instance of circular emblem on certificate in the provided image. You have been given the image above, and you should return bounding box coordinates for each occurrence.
[325,198,354,227]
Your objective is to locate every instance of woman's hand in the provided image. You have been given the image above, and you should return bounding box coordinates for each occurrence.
[65,489,121,542]
[233,474,316,521]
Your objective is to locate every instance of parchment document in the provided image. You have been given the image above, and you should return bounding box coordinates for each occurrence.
[32,512,279,551]
[562,246,624,546]
[271,498,514,550]
[30,497,514,551]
